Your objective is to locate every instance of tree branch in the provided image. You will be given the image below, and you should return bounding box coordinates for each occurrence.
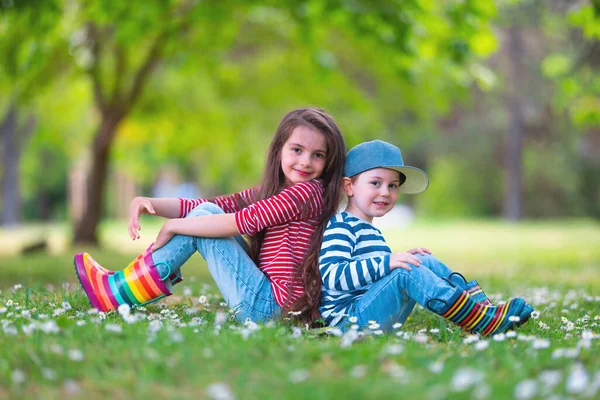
[121,31,166,114]
[87,22,105,111]
[17,114,37,149]
[111,43,126,105]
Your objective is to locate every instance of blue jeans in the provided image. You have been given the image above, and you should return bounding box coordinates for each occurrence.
[151,202,281,324]
[346,254,467,332]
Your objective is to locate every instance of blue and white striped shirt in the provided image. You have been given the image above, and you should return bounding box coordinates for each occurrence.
[319,211,392,326]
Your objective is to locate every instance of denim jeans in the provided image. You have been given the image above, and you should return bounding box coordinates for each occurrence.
[345,254,467,332]
[150,202,281,324]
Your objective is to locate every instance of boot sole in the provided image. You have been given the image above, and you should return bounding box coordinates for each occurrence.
[73,253,104,311]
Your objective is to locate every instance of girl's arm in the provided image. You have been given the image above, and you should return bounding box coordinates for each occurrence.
[128,197,182,240]
[168,214,238,237]
[236,180,323,235]
[142,197,182,218]
[152,214,238,251]
[130,188,257,240]
[179,187,257,217]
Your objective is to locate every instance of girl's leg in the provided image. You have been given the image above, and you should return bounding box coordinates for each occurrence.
[151,203,280,323]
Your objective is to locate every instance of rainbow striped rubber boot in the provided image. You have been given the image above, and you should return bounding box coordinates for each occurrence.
[74,248,174,312]
[84,243,184,286]
[449,272,493,306]
[430,290,534,337]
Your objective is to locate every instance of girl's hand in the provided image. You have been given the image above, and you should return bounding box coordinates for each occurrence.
[151,221,173,252]
[407,247,432,256]
[390,252,422,271]
[128,197,156,240]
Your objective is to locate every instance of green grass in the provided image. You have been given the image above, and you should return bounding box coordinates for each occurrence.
[0,219,599,399]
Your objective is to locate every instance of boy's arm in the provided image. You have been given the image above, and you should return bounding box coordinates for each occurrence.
[319,222,391,291]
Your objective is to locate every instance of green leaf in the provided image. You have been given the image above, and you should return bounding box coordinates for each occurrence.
[541,54,572,78]
[469,28,498,57]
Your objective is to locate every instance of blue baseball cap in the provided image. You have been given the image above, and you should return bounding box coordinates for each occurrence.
[344,140,429,194]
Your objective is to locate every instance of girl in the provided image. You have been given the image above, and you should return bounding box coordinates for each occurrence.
[74,108,346,323]
[319,140,534,336]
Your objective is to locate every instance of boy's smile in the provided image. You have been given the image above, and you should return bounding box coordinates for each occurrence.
[344,168,401,222]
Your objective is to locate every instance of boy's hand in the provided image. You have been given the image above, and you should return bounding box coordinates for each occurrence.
[407,247,432,256]
[151,221,174,252]
[390,252,422,271]
[128,197,156,240]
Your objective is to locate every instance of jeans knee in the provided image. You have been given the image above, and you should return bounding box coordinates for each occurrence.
[188,202,224,217]
[416,253,439,267]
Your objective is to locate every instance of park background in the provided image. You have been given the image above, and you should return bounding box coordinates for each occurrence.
[0,1,599,399]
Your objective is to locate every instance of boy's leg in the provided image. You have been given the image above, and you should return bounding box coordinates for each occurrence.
[417,254,493,305]
[151,203,280,323]
[415,254,462,286]
[351,265,455,331]
[352,265,531,336]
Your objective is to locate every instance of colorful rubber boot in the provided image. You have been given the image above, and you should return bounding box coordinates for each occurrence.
[74,249,173,312]
[429,290,533,337]
[449,272,493,306]
[88,244,184,286]
[136,244,184,286]
[516,302,535,327]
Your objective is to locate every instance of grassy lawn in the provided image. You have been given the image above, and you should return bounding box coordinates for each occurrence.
[0,219,599,399]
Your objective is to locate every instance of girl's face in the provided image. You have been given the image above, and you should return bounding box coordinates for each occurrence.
[281,125,327,186]
[344,168,401,222]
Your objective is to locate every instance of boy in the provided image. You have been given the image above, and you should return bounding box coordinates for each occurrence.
[319,140,533,335]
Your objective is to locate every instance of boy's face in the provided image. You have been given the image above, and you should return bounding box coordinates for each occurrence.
[344,168,401,222]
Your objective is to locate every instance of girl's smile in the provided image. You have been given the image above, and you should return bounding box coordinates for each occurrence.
[281,126,327,186]
[294,169,311,177]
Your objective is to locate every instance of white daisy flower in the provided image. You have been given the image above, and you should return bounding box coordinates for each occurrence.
[68,349,84,362]
[514,379,538,399]
[474,340,489,351]
[206,382,235,400]
[532,339,550,349]
[105,324,122,333]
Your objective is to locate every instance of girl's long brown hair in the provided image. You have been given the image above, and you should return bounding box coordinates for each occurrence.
[247,108,346,323]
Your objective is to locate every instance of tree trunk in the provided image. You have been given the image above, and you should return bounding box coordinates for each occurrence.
[37,149,52,220]
[0,103,22,226]
[72,109,124,244]
[503,26,524,221]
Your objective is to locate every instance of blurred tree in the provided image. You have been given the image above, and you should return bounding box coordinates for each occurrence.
[423,0,599,220]
[541,0,600,218]
[67,0,498,244]
[0,0,67,226]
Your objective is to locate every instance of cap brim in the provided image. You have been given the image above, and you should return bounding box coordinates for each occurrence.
[387,166,429,194]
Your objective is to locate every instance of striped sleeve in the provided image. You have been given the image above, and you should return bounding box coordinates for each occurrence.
[179,187,258,217]
[235,180,323,236]
[319,219,391,291]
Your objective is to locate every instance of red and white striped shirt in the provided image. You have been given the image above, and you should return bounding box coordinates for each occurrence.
[179,180,324,307]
